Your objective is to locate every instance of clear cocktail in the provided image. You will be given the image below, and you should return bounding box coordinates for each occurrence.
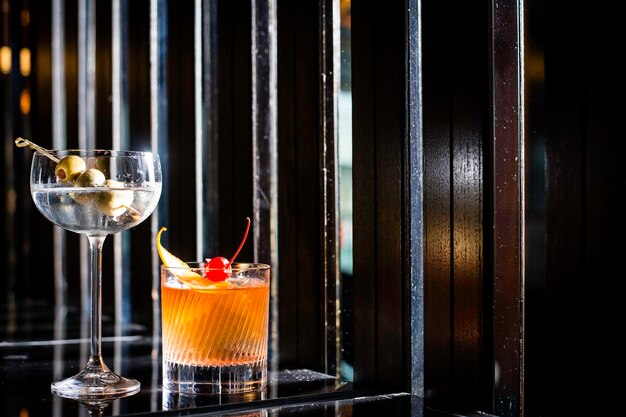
[18,138,162,401]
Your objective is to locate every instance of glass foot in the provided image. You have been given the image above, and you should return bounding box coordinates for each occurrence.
[51,357,140,401]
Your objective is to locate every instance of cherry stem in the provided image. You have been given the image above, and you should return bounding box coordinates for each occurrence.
[14,137,61,163]
[228,217,251,266]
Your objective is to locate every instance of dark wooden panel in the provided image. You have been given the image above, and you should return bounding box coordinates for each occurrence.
[352,0,411,391]
[491,0,523,415]
[583,7,624,409]
[423,0,490,408]
[276,0,324,372]
[351,0,378,387]
[405,0,424,397]
[217,0,253,261]
[293,0,323,372]
[319,0,340,377]
[95,0,112,149]
[422,0,452,401]
[450,0,488,407]
[276,0,298,367]
[28,0,55,305]
[165,0,197,260]
[521,2,546,416]
[372,1,405,390]
[540,2,625,415]
[544,5,585,417]
[94,0,115,321]
[128,0,154,326]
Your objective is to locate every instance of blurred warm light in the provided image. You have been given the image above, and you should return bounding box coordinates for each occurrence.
[340,0,351,28]
[0,46,11,74]
[21,9,30,26]
[20,48,31,76]
[19,408,29,417]
[526,48,545,83]
[20,88,31,114]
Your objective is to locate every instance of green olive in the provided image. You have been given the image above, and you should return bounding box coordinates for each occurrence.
[71,168,106,204]
[96,179,134,216]
[55,155,86,182]
[75,168,106,187]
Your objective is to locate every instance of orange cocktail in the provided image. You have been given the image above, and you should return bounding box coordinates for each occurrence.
[161,263,270,395]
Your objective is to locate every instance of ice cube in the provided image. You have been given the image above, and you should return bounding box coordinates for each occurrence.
[226,275,250,288]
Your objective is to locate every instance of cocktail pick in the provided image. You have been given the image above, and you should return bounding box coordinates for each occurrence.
[15,137,60,163]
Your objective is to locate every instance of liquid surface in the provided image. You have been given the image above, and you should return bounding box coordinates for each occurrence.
[161,278,269,367]
[31,184,161,234]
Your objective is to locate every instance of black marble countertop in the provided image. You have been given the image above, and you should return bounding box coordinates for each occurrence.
[0,305,480,417]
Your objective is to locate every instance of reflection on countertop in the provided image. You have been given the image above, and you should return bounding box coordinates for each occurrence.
[0,305,470,417]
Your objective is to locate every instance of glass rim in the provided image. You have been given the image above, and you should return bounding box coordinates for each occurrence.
[161,262,270,272]
[33,149,159,158]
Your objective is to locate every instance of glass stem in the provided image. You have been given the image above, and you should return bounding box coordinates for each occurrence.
[88,235,107,362]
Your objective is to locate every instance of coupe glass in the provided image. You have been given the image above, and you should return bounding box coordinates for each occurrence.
[29,149,162,400]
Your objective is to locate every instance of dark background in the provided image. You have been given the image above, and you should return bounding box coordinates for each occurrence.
[1,0,623,416]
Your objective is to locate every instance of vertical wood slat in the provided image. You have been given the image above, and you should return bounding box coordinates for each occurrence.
[149,0,168,402]
[351,0,377,386]
[292,1,322,370]
[194,0,219,259]
[51,9,68,414]
[422,0,490,409]
[491,0,524,415]
[581,4,623,411]
[77,0,96,319]
[450,0,488,406]
[194,0,204,260]
[319,0,340,377]
[540,3,625,414]
[283,0,323,371]
[166,0,195,260]
[406,0,424,398]
[0,0,17,330]
[149,0,169,407]
[216,0,253,261]
[112,0,131,328]
[422,0,452,400]
[276,0,340,373]
[251,0,278,369]
[51,6,67,415]
[276,0,297,368]
[543,5,584,417]
[352,0,416,391]
[543,6,585,414]
[111,0,130,395]
[52,0,68,323]
[251,0,277,266]
[373,0,404,388]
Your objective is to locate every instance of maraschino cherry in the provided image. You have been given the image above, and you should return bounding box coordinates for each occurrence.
[205,217,251,282]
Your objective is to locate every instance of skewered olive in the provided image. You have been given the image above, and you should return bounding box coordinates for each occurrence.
[71,168,106,204]
[54,155,86,182]
[75,168,106,187]
[96,179,134,216]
